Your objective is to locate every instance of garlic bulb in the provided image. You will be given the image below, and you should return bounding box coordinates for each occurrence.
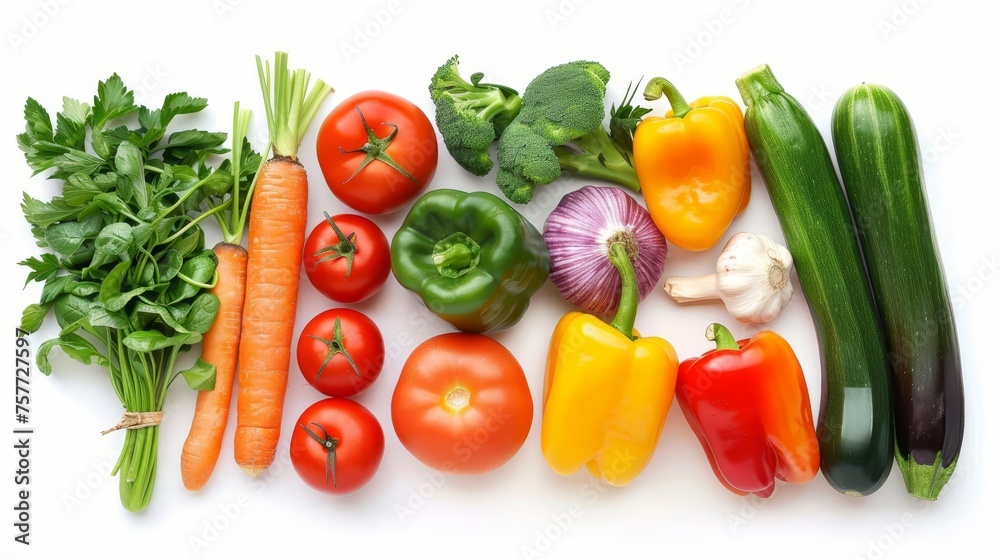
[664,232,793,323]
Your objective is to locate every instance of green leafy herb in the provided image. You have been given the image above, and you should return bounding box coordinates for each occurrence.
[14,73,261,512]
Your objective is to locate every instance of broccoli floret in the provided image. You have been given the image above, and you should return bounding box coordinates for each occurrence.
[429,55,522,176]
[494,60,643,204]
[513,61,609,145]
[496,122,562,204]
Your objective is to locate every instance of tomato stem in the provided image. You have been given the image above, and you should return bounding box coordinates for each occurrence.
[308,317,362,379]
[300,422,339,488]
[339,106,419,185]
[311,212,358,278]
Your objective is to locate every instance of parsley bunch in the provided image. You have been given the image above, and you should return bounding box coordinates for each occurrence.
[16,74,258,511]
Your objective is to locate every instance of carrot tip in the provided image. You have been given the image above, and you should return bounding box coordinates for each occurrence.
[241,465,267,478]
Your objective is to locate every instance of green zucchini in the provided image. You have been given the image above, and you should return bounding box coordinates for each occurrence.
[735,65,894,496]
[832,84,964,501]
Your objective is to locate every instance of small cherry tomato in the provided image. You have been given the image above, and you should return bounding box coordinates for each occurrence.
[289,398,385,495]
[316,90,438,214]
[297,308,384,397]
[303,212,391,304]
[391,333,533,474]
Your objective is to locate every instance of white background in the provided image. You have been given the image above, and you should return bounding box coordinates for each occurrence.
[2,0,997,559]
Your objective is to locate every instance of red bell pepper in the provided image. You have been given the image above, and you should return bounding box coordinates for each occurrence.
[677,323,820,497]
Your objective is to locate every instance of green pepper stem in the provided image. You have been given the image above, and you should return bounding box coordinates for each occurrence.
[735,64,785,107]
[608,242,639,340]
[432,232,481,278]
[643,77,691,118]
[706,323,741,350]
[432,243,473,269]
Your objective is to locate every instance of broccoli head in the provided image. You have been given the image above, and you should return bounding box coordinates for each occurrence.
[513,61,609,145]
[494,61,642,204]
[429,55,522,176]
[495,122,562,204]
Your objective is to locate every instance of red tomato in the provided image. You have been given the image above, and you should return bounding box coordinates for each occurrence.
[297,308,384,397]
[303,213,390,303]
[316,90,438,214]
[289,398,384,495]
[391,333,533,474]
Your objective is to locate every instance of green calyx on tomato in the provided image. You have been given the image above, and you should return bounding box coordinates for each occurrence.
[300,422,340,488]
[297,308,384,398]
[339,106,419,185]
[316,90,438,215]
[307,316,360,379]
[304,213,390,304]
[309,212,358,278]
[290,398,384,495]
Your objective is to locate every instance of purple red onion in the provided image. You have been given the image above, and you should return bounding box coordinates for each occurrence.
[543,185,667,317]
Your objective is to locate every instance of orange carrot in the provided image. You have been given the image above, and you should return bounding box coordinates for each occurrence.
[181,103,261,489]
[181,242,247,490]
[234,52,332,476]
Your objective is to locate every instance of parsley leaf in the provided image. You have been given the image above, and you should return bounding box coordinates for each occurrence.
[92,74,136,131]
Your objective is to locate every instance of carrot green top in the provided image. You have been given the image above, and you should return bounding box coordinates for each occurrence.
[256,51,333,160]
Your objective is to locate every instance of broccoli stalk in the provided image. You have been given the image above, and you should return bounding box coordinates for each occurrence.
[429,55,522,176]
[494,60,647,204]
[553,126,640,192]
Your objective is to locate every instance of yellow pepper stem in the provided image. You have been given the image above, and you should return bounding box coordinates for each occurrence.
[643,77,691,118]
[607,242,638,340]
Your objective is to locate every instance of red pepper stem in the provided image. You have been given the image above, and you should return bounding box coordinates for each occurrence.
[608,242,639,341]
[706,323,741,350]
[643,77,691,119]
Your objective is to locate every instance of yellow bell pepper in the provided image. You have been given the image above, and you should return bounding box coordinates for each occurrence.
[541,242,679,486]
[633,77,751,252]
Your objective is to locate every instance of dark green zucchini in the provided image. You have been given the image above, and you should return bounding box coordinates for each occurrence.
[735,64,894,496]
[832,84,964,500]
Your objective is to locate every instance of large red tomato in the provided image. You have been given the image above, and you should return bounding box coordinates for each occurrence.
[289,398,384,495]
[296,308,384,397]
[316,90,438,215]
[390,333,533,474]
[303,212,390,304]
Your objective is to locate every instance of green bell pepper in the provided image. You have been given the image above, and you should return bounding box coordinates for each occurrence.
[390,188,550,333]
